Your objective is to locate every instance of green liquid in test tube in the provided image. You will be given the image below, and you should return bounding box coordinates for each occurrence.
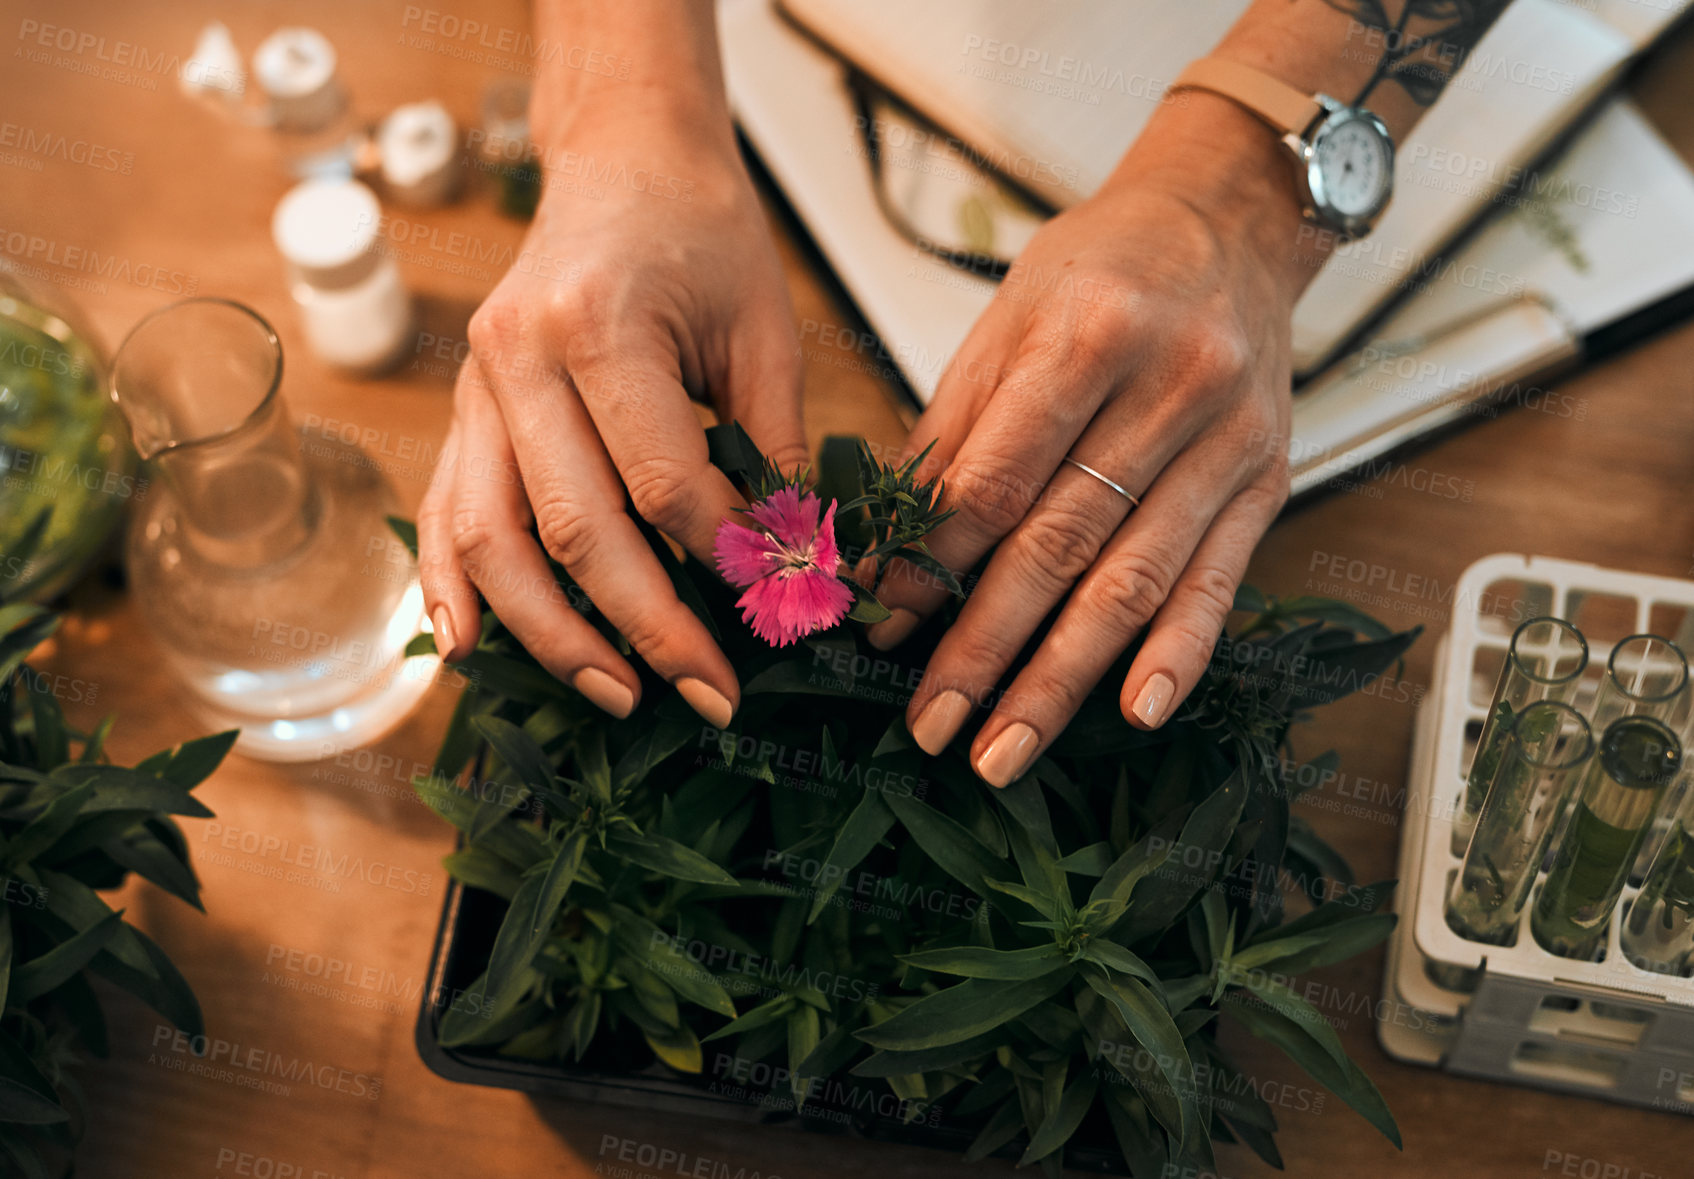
[1533,716,1682,960]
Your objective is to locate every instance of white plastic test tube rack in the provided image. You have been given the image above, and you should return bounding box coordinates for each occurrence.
[1381,554,1694,1112]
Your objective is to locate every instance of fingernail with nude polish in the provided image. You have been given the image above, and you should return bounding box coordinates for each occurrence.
[910,690,972,756]
[574,668,635,719]
[975,722,1039,789]
[867,607,919,651]
[677,676,736,729]
[431,607,455,659]
[1134,673,1175,728]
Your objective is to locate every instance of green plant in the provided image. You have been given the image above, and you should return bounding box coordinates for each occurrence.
[0,515,233,1177]
[406,429,1420,1175]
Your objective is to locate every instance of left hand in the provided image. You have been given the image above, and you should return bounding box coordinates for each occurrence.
[868,96,1317,787]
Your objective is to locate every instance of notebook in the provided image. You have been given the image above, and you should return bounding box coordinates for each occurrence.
[720,0,1694,499]
[775,0,1690,374]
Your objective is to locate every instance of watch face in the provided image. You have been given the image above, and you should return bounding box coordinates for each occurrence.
[1310,110,1393,225]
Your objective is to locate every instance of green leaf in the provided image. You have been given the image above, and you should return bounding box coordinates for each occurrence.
[529,831,588,936]
[475,716,557,792]
[1087,808,1184,923]
[1284,628,1421,708]
[605,828,734,886]
[101,821,204,911]
[1111,770,1248,942]
[856,971,1073,1052]
[87,922,204,1038]
[481,869,557,1014]
[701,995,791,1043]
[39,765,212,819]
[1020,1070,1098,1165]
[1231,913,1395,975]
[157,730,239,789]
[899,944,1066,980]
[612,711,700,793]
[1084,969,1198,1146]
[441,847,525,900]
[452,649,574,705]
[1078,940,1159,986]
[36,868,153,977]
[806,787,894,923]
[1102,1087,1170,1179]
[644,1021,703,1073]
[1222,991,1401,1148]
[0,1030,67,1124]
[27,680,67,769]
[1,784,95,872]
[964,1096,1027,1163]
[0,1124,55,1179]
[8,910,124,1003]
[1230,973,1349,1069]
[846,586,892,624]
[850,1030,1002,1077]
[610,911,737,1019]
[1056,842,1113,875]
[882,788,1015,903]
[787,1004,821,1103]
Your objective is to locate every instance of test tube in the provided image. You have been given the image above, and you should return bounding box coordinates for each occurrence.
[1532,716,1683,960]
[1591,635,1691,879]
[1453,617,1588,854]
[1621,778,1694,976]
[1447,702,1593,946]
[1592,634,1690,731]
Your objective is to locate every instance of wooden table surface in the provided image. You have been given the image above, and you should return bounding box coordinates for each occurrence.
[5,1,1693,1176]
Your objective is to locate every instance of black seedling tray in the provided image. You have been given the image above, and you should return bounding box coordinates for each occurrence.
[414,880,1134,1173]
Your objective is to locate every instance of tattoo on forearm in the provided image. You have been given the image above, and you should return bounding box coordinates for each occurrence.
[1323,0,1516,107]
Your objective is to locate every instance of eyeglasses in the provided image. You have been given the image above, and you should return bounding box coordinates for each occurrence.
[846,71,1051,281]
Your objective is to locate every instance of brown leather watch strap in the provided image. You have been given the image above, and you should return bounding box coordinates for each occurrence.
[1170,58,1325,137]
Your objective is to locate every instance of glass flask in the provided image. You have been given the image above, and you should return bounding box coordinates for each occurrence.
[1532,716,1682,960]
[109,298,435,761]
[1454,617,1588,854]
[1447,701,1593,946]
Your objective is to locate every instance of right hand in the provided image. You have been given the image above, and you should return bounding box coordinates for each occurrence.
[417,99,805,728]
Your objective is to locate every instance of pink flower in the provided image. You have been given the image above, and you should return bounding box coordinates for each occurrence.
[714,486,854,647]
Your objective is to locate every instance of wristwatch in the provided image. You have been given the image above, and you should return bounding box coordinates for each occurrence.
[1171,58,1394,240]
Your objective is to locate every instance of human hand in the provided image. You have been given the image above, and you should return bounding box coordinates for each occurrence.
[869,97,1317,786]
[418,98,804,728]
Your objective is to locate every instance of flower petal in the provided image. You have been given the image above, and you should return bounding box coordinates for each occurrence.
[714,517,784,587]
[812,500,843,576]
[735,566,853,646]
[747,485,821,551]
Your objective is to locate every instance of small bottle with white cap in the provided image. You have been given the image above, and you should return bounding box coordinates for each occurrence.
[253,27,364,179]
[379,101,459,208]
[271,178,413,372]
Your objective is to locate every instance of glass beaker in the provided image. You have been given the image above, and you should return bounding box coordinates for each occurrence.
[1447,702,1593,946]
[1532,716,1682,960]
[109,298,435,761]
[1621,778,1694,976]
[1454,617,1588,854]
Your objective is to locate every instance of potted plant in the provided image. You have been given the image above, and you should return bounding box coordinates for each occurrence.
[406,428,1417,1175]
[0,515,233,1177]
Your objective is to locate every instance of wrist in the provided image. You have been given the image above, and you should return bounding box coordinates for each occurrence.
[1108,91,1333,298]
[528,0,737,158]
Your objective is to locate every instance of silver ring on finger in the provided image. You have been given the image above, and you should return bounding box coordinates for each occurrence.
[1061,456,1141,509]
